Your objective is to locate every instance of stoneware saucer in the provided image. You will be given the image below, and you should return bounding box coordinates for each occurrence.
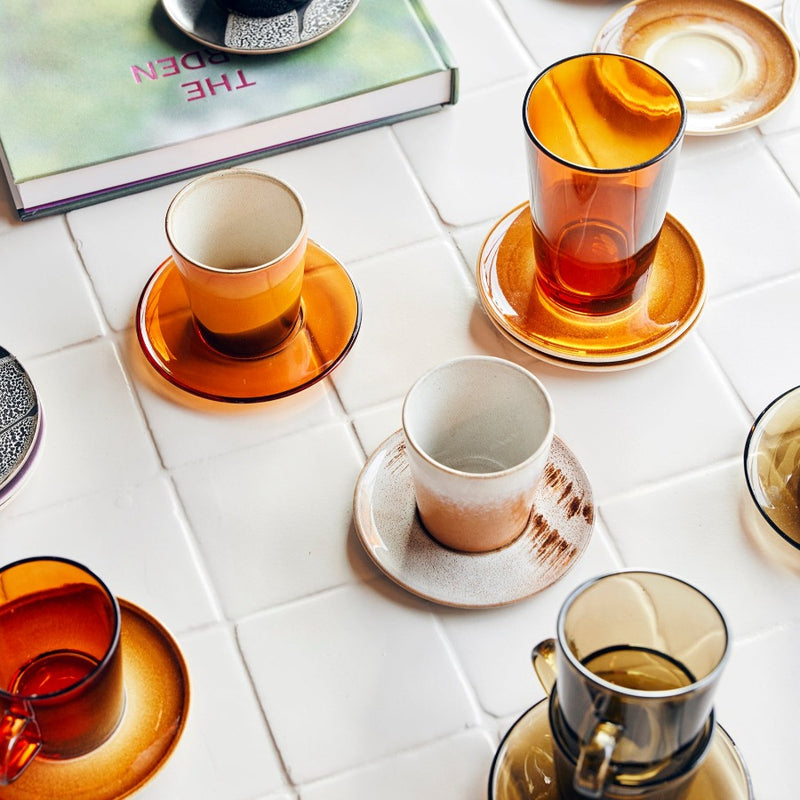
[594,0,799,135]
[353,430,594,608]
[4,600,189,800]
[0,346,43,501]
[0,410,45,510]
[490,699,754,800]
[136,240,361,403]
[477,203,705,368]
[161,0,360,55]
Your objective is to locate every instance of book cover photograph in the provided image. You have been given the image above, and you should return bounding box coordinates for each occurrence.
[0,0,457,219]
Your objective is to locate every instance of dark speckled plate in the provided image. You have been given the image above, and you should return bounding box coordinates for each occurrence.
[354,430,594,608]
[0,346,41,493]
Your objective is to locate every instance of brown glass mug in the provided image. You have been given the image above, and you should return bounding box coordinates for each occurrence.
[0,557,125,784]
[532,571,729,798]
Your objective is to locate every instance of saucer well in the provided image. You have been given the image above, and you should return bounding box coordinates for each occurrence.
[162,0,360,55]
[477,203,705,367]
[353,430,594,609]
[594,0,799,135]
[490,699,754,800]
[5,600,189,800]
[0,346,42,493]
[136,240,362,403]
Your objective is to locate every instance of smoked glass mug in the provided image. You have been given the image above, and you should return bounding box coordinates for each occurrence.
[532,571,729,798]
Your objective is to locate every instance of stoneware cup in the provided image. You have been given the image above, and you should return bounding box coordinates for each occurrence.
[166,169,308,359]
[402,356,555,553]
[0,557,125,785]
[523,53,686,315]
[532,571,730,798]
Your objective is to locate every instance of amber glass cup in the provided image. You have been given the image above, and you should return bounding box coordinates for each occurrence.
[166,169,308,359]
[532,571,729,798]
[523,53,685,316]
[0,557,124,785]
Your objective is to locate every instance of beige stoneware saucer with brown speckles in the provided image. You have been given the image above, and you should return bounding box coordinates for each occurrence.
[353,430,594,608]
[594,0,799,135]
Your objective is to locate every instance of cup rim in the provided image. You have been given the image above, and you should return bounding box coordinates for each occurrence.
[522,52,687,175]
[743,384,800,551]
[164,168,308,275]
[401,355,555,479]
[0,555,122,702]
[556,569,731,698]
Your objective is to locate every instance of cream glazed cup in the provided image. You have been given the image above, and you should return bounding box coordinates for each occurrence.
[402,356,555,553]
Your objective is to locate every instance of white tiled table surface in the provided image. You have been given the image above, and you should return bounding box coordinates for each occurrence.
[1,1,799,798]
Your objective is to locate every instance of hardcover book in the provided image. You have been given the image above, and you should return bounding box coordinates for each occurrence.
[0,0,457,219]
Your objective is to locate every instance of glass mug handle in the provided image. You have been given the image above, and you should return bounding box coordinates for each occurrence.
[0,702,42,785]
[531,637,558,695]
[574,719,624,799]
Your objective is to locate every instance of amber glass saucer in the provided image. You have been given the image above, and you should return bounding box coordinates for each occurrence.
[5,600,189,800]
[136,241,362,403]
[477,203,705,367]
[490,699,754,800]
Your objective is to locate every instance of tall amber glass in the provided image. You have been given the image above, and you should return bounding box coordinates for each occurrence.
[524,53,685,315]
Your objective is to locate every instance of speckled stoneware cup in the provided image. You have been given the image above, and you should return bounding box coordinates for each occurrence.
[402,356,555,553]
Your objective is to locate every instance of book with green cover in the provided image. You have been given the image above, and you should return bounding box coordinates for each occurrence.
[0,0,457,219]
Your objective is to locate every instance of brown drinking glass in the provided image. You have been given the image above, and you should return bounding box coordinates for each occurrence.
[523,53,685,316]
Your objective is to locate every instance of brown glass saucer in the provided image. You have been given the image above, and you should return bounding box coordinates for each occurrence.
[136,240,361,403]
[5,600,189,800]
[477,203,705,367]
[490,699,754,800]
[594,0,799,135]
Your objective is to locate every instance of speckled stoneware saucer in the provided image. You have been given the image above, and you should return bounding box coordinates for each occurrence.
[490,699,754,800]
[594,0,799,135]
[162,0,360,55]
[4,600,189,800]
[354,430,594,608]
[477,203,706,369]
[0,346,43,503]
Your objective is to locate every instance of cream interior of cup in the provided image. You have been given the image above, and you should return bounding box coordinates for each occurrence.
[167,171,305,272]
[403,358,553,474]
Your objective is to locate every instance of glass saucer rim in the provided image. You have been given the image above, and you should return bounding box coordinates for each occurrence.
[135,239,362,404]
[489,698,754,800]
[743,383,800,551]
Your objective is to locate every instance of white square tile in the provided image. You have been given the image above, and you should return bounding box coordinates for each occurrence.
[0,216,103,359]
[137,625,287,800]
[422,0,534,92]
[236,582,480,784]
[331,239,509,412]
[247,128,443,263]
[0,477,218,633]
[173,423,373,618]
[300,730,497,800]
[767,129,800,193]
[394,80,530,227]
[67,182,178,331]
[671,138,800,296]
[520,340,750,501]
[600,462,800,639]
[715,628,799,800]
[120,330,343,469]
[438,528,621,719]
[699,276,800,417]
[5,340,160,514]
